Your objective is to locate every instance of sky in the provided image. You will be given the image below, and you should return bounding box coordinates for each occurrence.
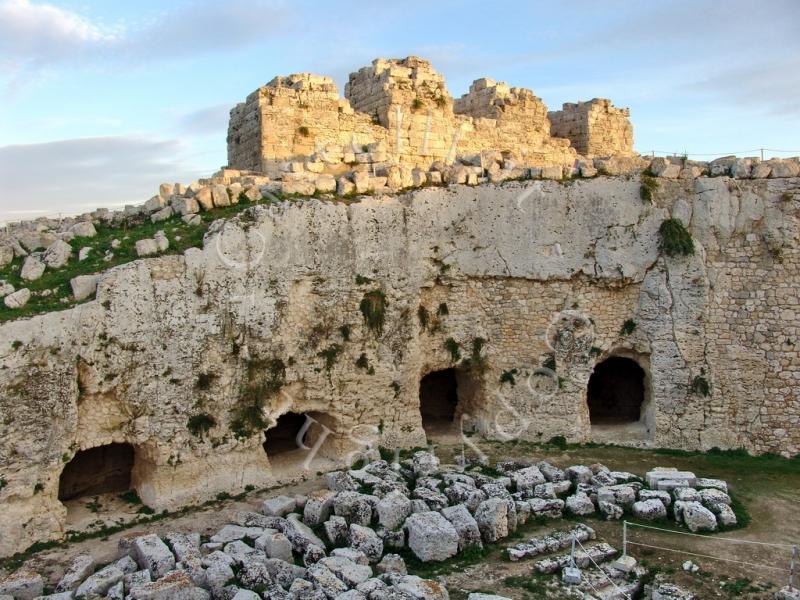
[0,0,799,222]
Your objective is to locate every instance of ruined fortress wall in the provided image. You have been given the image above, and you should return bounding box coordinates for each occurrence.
[548,99,634,157]
[227,57,626,176]
[0,176,797,556]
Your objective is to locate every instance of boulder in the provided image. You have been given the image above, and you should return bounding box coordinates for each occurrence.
[682,503,717,532]
[132,534,176,579]
[143,195,165,213]
[306,564,348,598]
[153,231,169,251]
[528,498,564,518]
[349,524,383,562]
[43,239,72,268]
[211,185,231,207]
[304,489,337,525]
[639,489,671,508]
[513,466,545,493]
[128,571,209,600]
[151,206,173,223]
[334,491,373,526]
[57,554,95,592]
[70,222,97,238]
[632,499,667,520]
[284,513,326,552]
[566,465,593,484]
[315,175,336,193]
[411,451,440,476]
[440,503,482,550]
[404,511,459,562]
[70,275,99,301]
[194,187,214,211]
[4,287,30,308]
[324,515,349,546]
[260,531,293,562]
[474,497,509,543]
[75,564,125,599]
[0,570,43,600]
[172,197,200,216]
[393,575,449,600]
[262,495,296,517]
[377,490,412,530]
[21,255,45,281]
[135,239,159,257]
[375,553,406,575]
[645,469,696,488]
[319,556,372,587]
[565,492,595,516]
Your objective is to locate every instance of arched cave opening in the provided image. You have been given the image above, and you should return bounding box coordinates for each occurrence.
[263,412,309,456]
[58,443,136,501]
[419,368,459,433]
[587,356,646,424]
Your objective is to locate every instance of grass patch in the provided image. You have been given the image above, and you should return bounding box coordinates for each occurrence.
[400,543,490,578]
[0,196,262,322]
[620,319,637,336]
[640,173,659,203]
[500,368,518,386]
[444,337,461,362]
[659,218,695,257]
[503,573,551,597]
[359,289,387,337]
[187,413,216,438]
[231,357,285,438]
[317,344,342,371]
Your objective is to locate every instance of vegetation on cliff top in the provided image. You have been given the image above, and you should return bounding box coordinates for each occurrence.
[0,197,265,323]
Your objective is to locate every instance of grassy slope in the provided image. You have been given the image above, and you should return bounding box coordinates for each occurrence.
[0,198,263,323]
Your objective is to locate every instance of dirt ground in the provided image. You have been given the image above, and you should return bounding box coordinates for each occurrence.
[3,436,799,599]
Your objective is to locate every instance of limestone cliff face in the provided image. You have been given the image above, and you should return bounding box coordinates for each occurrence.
[0,176,797,556]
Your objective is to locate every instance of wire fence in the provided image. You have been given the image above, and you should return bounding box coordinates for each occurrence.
[574,537,633,600]
[622,521,799,590]
[642,148,800,160]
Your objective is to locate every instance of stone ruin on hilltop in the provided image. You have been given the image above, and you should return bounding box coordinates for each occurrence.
[0,55,798,560]
[226,56,634,188]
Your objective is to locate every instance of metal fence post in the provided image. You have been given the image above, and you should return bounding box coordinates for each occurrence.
[622,521,628,557]
[790,545,797,590]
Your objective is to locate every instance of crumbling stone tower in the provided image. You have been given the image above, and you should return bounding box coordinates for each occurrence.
[226,56,634,178]
[548,99,634,157]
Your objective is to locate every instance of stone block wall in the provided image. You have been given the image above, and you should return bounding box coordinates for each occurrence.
[548,98,634,156]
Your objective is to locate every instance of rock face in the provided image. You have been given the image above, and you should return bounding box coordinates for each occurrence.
[0,176,799,557]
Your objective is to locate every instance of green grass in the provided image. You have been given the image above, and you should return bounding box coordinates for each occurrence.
[400,543,490,578]
[640,173,659,203]
[0,196,265,323]
[359,289,387,337]
[444,337,461,362]
[659,218,695,257]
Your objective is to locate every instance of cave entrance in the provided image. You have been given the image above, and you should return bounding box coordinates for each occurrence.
[419,368,460,435]
[264,412,309,456]
[587,356,645,424]
[263,411,337,474]
[58,443,135,501]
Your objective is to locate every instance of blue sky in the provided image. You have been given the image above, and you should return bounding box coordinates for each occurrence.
[1,0,799,221]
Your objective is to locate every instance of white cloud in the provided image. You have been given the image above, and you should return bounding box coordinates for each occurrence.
[0,0,117,66]
[0,0,290,74]
[0,136,205,222]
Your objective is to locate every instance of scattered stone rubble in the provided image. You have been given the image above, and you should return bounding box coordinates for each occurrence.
[1,146,797,316]
[0,454,743,600]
